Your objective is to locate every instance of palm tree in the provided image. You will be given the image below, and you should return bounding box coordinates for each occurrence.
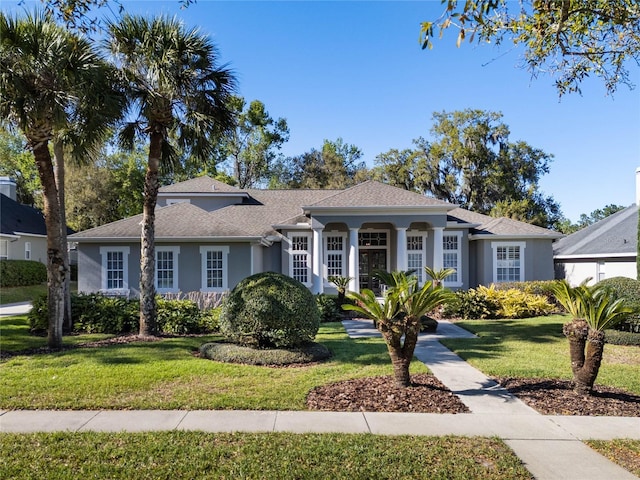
[551,280,633,395]
[105,15,237,336]
[345,271,453,387]
[0,12,121,348]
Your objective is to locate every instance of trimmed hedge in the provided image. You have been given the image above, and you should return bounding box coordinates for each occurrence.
[220,272,321,348]
[604,329,640,346]
[316,294,342,322]
[28,293,221,335]
[0,260,47,287]
[199,341,331,366]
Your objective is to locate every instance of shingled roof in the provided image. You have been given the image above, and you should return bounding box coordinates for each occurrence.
[305,181,454,208]
[553,205,637,257]
[159,176,243,193]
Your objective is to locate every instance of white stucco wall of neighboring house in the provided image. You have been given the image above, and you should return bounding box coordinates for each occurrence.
[555,257,636,286]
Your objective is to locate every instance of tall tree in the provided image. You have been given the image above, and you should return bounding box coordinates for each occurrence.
[215,96,289,188]
[0,12,120,348]
[421,0,640,96]
[105,14,237,337]
[369,148,419,192]
[274,138,366,189]
[554,204,627,234]
[422,109,558,226]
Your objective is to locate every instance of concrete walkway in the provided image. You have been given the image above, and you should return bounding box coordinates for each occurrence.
[0,301,32,317]
[1,311,638,479]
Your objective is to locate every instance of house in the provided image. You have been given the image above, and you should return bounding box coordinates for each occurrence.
[70,177,562,297]
[553,168,640,286]
[554,206,637,286]
[0,177,48,264]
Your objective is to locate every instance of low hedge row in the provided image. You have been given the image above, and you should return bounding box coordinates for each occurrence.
[0,260,47,287]
[28,293,221,335]
[597,277,640,333]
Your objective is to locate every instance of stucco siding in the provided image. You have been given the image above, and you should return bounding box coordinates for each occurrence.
[4,235,47,264]
[555,257,636,286]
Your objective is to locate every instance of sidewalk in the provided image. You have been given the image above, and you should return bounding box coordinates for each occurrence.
[1,316,638,479]
[0,302,32,317]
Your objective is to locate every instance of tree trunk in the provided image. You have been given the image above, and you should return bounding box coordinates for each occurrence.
[573,329,606,396]
[379,322,411,388]
[53,140,72,333]
[32,139,66,349]
[139,131,162,337]
[562,319,588,377]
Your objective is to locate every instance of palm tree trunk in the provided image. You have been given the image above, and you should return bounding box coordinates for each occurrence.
[32,139,66,349]
[379,324,411,388]
[573,330,606,395]
[139,131,162,337]
[53,140,72,333]
[562,319,588,377]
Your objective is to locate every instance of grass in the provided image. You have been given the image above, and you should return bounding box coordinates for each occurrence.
[586,440,640,477]
[0,318,428,410]
[0,283,47,305]
[440,315,640,394]
[0,432,532,480]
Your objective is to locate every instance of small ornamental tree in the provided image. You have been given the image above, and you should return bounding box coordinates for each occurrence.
[344,271,453,388]
[220,272,320,348]
[551,280,633,395]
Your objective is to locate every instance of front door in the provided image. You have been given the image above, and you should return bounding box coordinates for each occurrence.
[359,249,387,295]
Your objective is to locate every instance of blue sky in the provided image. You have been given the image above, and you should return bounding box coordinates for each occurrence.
[6,1,640,222]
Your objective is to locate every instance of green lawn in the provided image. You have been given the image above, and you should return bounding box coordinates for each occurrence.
[0,318,427,410]
[0,432,532,480]
[0,283,47,305]
[441,315,640,395]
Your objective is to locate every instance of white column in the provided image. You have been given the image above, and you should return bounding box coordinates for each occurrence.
[312,227,324,294]
[348,228,359,292]
[396,227,407,272]
[433,227,444,271]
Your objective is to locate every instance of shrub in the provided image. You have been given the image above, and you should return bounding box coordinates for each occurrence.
[604,329,640,346]
[597,277,640,333]
[493,280,560,308]
[199,307,221,333]
[0,260,47,287]
[442,284,554,320]
[27,294,49,334]
[199,341,331,366]
[156,298,201,335]
[316,294,342,322]
[220,272,321,348]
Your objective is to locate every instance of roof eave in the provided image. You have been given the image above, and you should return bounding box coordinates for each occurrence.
[71,235,264,243]
[469,233,564,241]
[554,252,637,259]
[303,205,456,215]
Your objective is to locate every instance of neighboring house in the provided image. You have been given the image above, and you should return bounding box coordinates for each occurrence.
[554,204,637,285]
[0,177,47,264]
[70,177,562,297]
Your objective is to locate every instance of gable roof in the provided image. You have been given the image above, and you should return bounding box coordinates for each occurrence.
[1,194,48,236]
[553,205,637,257]
[305,180,454,209]
[448,207,563,238]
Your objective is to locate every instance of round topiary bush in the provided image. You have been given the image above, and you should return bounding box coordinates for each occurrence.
[220,272,321,348]
[597,276,640,333]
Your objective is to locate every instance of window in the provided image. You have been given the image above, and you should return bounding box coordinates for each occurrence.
[0,240,7,260]
[200,246,229,292]
[155,246,180,293]
[443,232,462,286]
[24,242,31,260]
[597,261,606,282]
[288,233,312,286]
[324,233,346,280]
[407,233,426,283]
[99,246,130,291]
[492,242,526,283]
[359,231,387,247]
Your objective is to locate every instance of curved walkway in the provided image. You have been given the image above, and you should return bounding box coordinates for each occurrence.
[1,311,638,479]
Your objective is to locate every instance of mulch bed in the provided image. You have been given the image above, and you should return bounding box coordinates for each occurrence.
[306,374,640,416]
[307,373,470,413]
[495,377,640,417]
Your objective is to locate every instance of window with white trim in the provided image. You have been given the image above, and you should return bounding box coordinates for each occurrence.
[288,233,312,286]
[443,232,462,286]
[406,233,427,283]
[492,242,525,283]
[199,246,229,292]
[0,239,8,260]
[324,233,346,280]
[99,246,130,291]
[24,242,31,260]
[155,246,180,293]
